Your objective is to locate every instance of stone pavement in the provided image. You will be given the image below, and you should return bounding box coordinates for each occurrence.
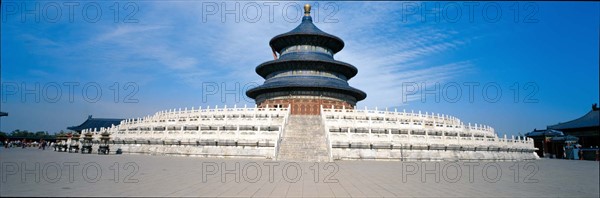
[1,148,598,197]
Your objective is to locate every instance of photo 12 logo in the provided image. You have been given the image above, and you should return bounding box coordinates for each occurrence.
[201,81,258,103]
[401,162,539,183]
[201,162,339,183]
[201,1,340,23]
[399,2,540,23]
[1,82,139,103]
[1,1,139,23]
[1,161,140,184]
[401,81,540,104]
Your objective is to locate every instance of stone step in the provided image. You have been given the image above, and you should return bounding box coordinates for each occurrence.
[278,149,328,153]
[279,144,328,148]
[279,146,327,149]
[277,115,330,162]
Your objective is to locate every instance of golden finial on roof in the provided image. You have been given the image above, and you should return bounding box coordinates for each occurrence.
[304,4,311,16]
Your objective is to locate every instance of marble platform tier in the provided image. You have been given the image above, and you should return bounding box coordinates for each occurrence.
[77,105,538,161]
[321,106,538,161]
[81,105,291,159]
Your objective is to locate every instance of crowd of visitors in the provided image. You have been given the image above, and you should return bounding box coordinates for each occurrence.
[2,139,49,150]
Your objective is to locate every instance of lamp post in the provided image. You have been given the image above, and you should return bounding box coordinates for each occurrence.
[81,133,93,154]
[68,133,80,153]
[98,132,111,155]
[56,134,68,152]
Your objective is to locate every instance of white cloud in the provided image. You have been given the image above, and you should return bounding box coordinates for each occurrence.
[3,1,484,132]
[324,3,476,108]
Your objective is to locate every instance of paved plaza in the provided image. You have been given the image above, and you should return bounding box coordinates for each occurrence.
[1,148,598,197]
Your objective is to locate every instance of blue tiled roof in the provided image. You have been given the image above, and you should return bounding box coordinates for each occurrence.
[525,129,564,137]
[246,76,367,101]
[67,115,124,132]
[279,51,333,61]
[256,56,358,79]
[270,16,344,54]
[549,109,599,130]
[264,75,349,86]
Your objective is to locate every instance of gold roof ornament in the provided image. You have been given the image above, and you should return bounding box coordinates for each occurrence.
[304,4,311,16]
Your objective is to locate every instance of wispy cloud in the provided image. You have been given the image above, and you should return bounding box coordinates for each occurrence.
[323,3,477,108]
[13,2,475,94]
[2,1,483,132]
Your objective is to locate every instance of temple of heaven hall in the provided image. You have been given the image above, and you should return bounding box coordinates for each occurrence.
[246,4,366,115]
[68,4,538,161]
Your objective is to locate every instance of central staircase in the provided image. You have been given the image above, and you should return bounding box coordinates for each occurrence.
[277,115,330,162]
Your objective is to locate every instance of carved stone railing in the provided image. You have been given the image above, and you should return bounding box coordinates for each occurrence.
[320,105,333,161]
[321,106,536,152]
[83,105,291,151]
[274,104,292,160]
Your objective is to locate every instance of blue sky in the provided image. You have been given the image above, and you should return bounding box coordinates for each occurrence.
[1,1,599,136]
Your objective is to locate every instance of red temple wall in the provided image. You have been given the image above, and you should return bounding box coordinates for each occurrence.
[258,98,353,115]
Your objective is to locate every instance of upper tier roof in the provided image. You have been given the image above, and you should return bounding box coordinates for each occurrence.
[269,15,344,54]
[246,76,367,101]
[256,53,358,79]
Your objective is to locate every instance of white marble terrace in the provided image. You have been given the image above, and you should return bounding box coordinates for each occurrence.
[78,105,537,160]
[321,106,534,149]
[320,106,538,160]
